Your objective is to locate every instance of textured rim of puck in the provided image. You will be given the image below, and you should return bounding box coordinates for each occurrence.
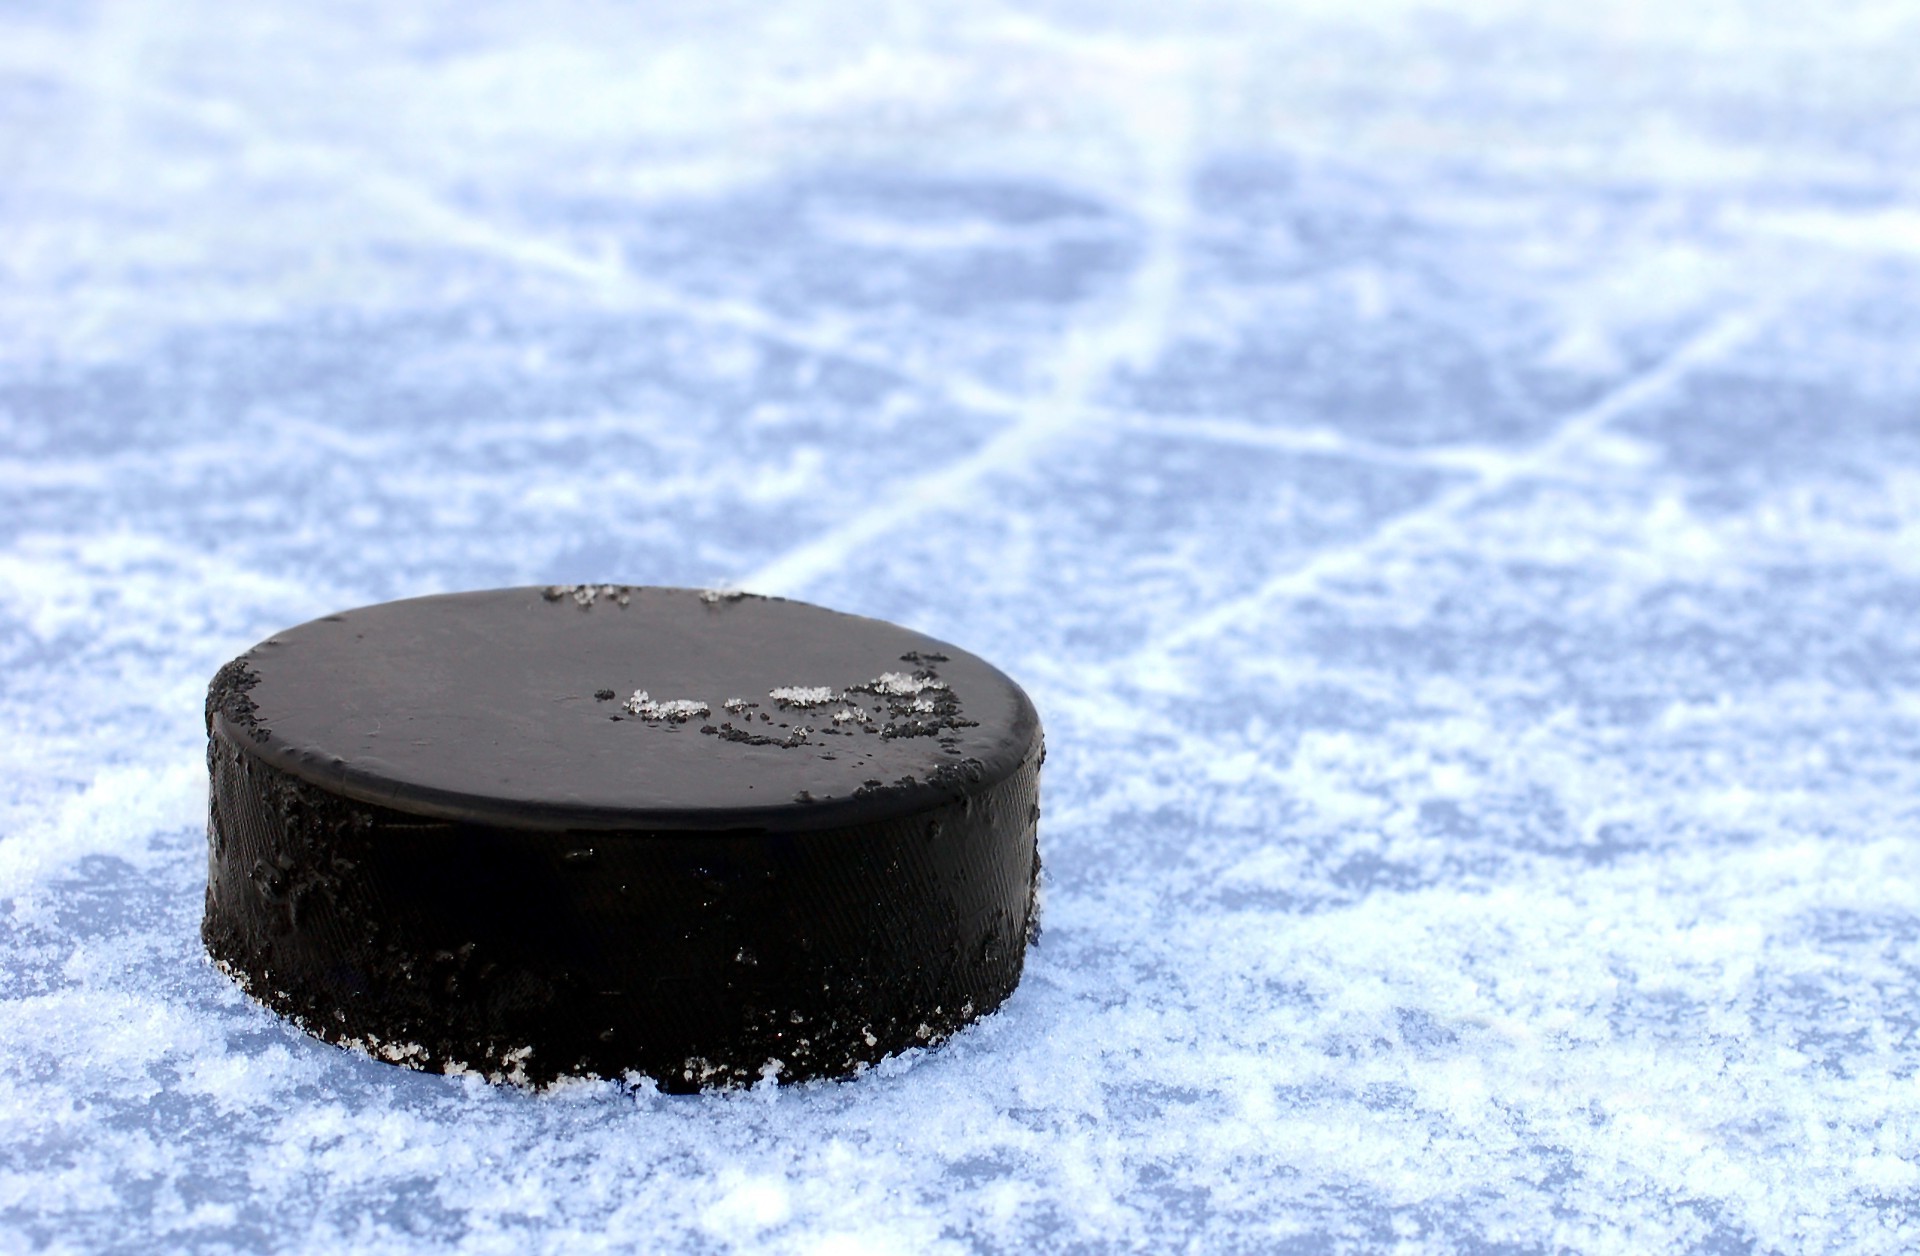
[202,586,1044,1090]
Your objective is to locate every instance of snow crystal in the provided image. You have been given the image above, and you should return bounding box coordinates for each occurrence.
[623,690,711,721]
[5,2,1920,1252]
[546,583,630,608]
[865,671,949,697]
[768,685,840,707]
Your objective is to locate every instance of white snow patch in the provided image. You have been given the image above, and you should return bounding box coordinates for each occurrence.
[769,685,839,707]
[624,690,711,721]
[866,671,948,696]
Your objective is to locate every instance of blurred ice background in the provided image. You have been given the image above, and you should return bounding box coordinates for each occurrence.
[4,0,1920,1250]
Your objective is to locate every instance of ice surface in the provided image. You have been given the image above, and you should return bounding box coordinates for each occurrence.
[4,0,1920,1251]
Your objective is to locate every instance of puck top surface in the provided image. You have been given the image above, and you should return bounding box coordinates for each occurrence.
[212,586,1041,832]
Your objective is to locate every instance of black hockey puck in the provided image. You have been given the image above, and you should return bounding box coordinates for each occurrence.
[202,586,1043,1090]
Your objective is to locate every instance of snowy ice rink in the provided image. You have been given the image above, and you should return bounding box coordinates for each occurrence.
[4,0,1920,1250]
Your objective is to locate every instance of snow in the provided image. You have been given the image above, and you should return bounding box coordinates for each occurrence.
[623,691,712,721]
[864,673,950,697]
[768,686,841,708]
[4,0,1920,1250]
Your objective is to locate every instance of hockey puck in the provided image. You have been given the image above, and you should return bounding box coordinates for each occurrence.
[202,586,1043,1090]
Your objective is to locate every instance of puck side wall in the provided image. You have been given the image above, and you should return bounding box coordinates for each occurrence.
[203,722,1043,1089]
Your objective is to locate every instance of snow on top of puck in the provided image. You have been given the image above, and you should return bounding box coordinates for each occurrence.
[865,672,949,696]
[624,691,712,721]
[769,685,840,707]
